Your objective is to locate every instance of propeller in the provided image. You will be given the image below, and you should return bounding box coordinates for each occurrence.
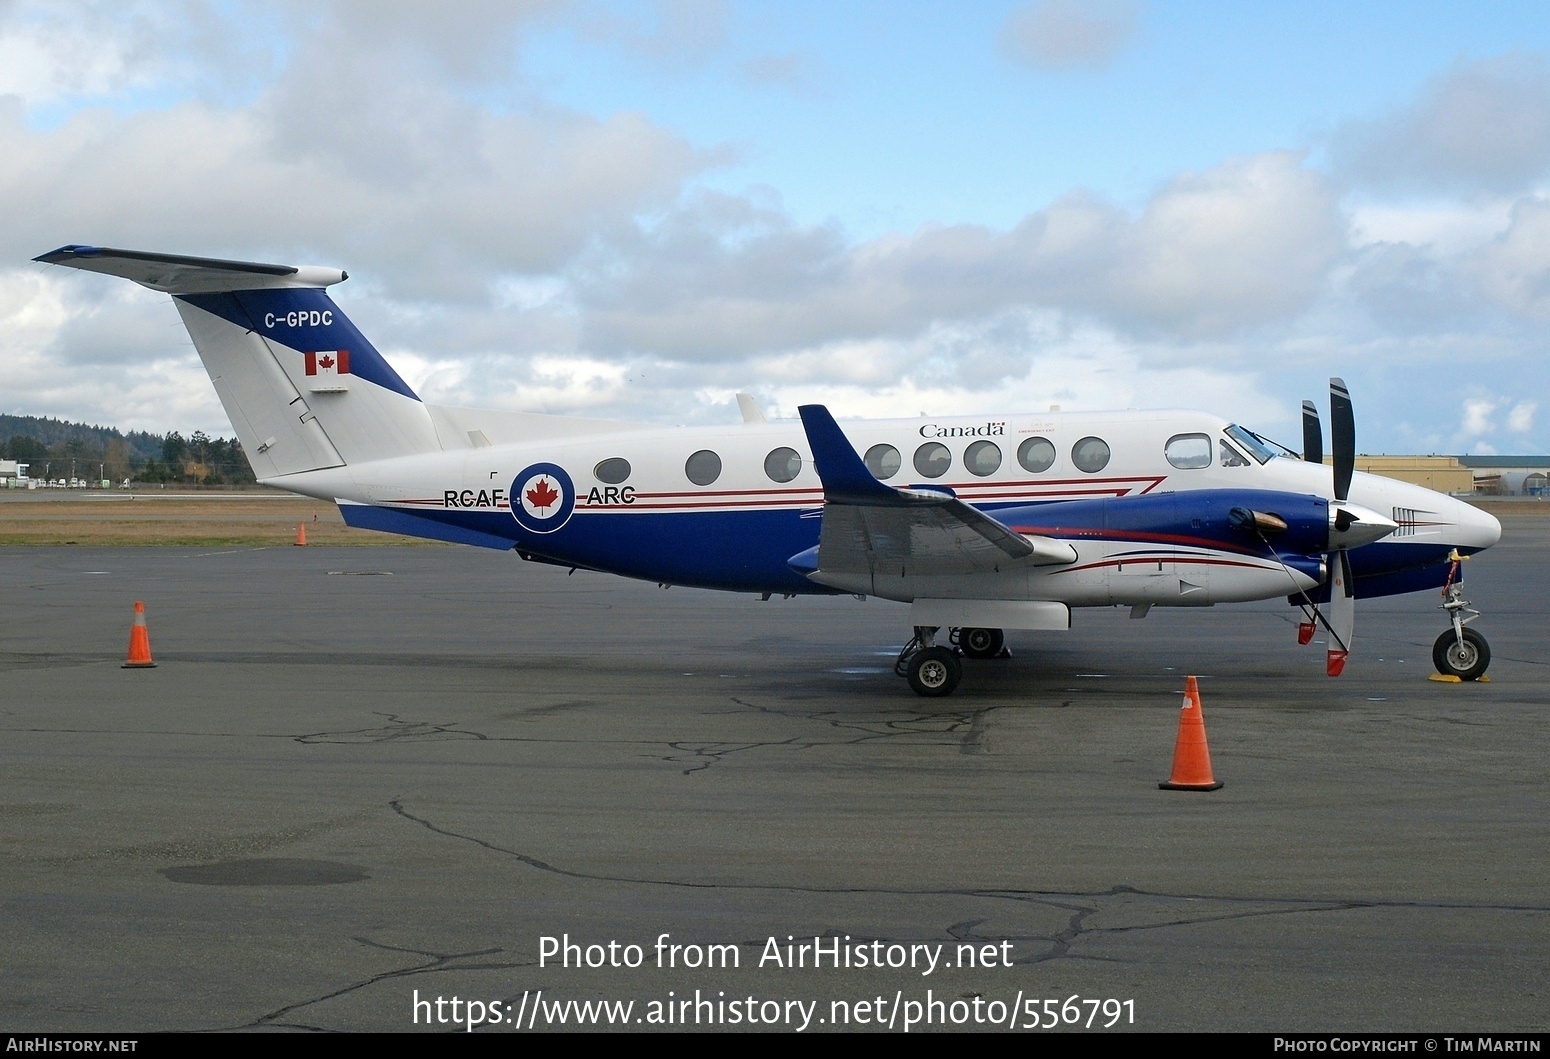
[1292,379,1393,676]
[1326,550,1355,676]
[1330,377,1355,503]
[1301,399,1323,465]
[1323,377,1396,676]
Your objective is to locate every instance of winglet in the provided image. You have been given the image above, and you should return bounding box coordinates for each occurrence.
[797,404,899,504]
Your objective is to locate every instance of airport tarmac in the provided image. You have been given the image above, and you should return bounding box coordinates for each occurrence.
[2,522,1547,1033]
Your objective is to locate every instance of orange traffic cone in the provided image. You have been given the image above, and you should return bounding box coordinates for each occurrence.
[123,600,156,669]
[1159,675,1221,790]
[295,522,307,546]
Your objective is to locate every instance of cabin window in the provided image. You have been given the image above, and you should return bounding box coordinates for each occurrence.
[963,440,1002,476]
[1017,436,1056,473]
[685,449,722,486]
[594,457,631,484]
[865,444,902,480]
[1165,434,1211,470]
[764,447,802,483]
[1219,440,1250,468]
[913,442,952,478]
[1072,436,1111,473]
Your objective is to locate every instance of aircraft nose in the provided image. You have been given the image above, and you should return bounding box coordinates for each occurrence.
[1454,497,1502,551]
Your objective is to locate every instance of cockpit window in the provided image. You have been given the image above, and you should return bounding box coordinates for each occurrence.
[1219,440,1250,468]
[1224,424,1275,464]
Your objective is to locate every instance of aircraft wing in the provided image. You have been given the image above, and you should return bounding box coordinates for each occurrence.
[793,405,1077,585]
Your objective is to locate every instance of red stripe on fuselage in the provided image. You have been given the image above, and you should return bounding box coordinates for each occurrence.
[1051,555,1277,575]
[1009,525,1262,556]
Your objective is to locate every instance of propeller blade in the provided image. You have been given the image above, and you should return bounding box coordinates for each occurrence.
[1301,400,1323,465]
[1326,551,1355,677]
[1330,377,1355,502]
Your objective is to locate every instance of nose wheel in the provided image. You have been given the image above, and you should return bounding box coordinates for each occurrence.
[1433,627,1490,681]
[1433,558,1491,681]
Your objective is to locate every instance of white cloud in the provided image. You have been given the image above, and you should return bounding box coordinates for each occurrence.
[1347,197,1515,253]
[1462,397,1496,436]
[324,0,565,81]
[0,268,229,433]
[1333,53,1550,195]
[1508,401,1536,433]
[2,61,710,301]
[579,0,728,68]
[0,1,171,104]
[3,6,1548,462]
[1000,0,1138,71]
[1111,152,1343,335]
[1473,195,1550,318]
[573,151,1342,359]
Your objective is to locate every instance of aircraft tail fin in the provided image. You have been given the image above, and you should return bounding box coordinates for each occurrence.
[34,245,441,480]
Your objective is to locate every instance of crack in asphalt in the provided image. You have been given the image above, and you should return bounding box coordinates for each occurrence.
[228,937,527,1032]
[388,799,1550,916]
[296,711,489,744]
[729,695,981,749]
[664,737,814,775]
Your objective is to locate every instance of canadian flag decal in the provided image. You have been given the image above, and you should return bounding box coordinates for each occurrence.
[304,350,351,377]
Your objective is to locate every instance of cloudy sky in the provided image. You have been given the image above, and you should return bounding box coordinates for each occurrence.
[4,0,1550,454]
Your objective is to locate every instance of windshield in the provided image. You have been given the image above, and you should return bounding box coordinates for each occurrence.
[1224,424,1278,465]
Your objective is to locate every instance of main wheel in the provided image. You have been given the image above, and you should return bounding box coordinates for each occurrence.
[907,646,962,697]
[958,627,1005,660]
[1432,627,1490,681]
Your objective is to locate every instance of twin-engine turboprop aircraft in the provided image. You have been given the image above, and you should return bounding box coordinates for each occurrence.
[36,245,1502,696]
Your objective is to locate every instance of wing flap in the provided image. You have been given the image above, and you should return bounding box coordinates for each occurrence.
[795,404,1076,588]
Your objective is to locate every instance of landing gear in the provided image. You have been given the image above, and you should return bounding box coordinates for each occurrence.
[1434,564,1491,681]
[954,626,1006,660]
[1433,628,1490,681]
[895,627,962,697]
[907,647,962,697]
[895,625,1010,696]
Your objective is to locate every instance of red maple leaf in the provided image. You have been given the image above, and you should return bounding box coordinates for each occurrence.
[526,477,560,511]
[318,354,335,370]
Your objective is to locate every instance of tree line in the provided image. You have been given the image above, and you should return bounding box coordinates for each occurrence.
[0,414,256,485]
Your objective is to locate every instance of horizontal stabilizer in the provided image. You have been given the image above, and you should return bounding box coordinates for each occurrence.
[34,245,346,293]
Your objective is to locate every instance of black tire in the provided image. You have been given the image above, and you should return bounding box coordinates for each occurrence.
[958,627,1005,660]
[1433,628,1490,681]
[907,646,962,697]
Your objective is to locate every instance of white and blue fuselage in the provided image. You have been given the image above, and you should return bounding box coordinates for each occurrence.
[280,409,1499,608]
[33,244,1503,692]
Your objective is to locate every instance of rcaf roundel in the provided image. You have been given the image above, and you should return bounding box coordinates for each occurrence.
[510,462,575,534]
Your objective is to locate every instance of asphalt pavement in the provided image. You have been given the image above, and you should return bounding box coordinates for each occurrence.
[2,522,1546,1032]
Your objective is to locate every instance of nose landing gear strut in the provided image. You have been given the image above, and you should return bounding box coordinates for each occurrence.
[1433,551,1491,681]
